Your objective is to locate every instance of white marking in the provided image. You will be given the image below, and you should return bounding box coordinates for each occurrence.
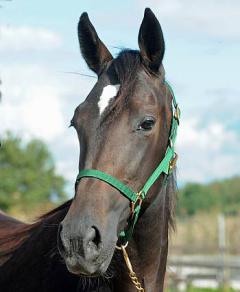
[98,84,120,115]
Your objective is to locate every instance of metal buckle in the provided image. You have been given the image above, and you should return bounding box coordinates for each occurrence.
[174,105,180,124]
[169,152,178,171]
[130,191,143,216]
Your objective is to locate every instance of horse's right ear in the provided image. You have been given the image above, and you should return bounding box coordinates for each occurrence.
[138,8,165,74]
[78,13,113,75]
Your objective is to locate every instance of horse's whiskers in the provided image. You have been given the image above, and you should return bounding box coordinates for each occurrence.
[42,223,59,228]
[63,71,96,79]
[45,245,58,258]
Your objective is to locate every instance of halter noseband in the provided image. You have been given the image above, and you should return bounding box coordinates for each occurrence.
[75,81,180,245]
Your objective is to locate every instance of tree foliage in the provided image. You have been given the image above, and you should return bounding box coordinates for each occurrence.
[177,177,240,217]
[0,133,66,213]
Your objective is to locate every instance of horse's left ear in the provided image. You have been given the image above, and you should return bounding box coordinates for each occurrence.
[78,12,113,75]
[138,8,165,74]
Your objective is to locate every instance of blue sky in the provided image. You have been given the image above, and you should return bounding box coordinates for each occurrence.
[0,0,240,193]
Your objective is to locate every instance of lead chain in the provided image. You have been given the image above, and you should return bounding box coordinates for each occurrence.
[116,244,145,292]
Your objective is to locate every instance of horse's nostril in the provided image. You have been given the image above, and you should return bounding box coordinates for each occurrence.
[86,226,101,248]
[92,226,101,247]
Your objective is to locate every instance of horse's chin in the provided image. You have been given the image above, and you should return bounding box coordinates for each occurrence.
[65,252,113,278]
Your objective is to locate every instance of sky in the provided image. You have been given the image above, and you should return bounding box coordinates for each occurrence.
[0,0,240,194]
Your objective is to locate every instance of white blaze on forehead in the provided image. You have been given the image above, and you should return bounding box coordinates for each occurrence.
[98,84,120,115]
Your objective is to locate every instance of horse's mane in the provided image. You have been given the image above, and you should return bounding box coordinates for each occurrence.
[167,172,178,231]
[0,200,72,263]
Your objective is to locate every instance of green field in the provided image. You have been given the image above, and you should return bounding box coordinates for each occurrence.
[168,288,237,292]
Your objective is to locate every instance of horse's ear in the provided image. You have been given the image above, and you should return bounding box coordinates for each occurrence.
[78,13,113,75]
[138,8,165,74]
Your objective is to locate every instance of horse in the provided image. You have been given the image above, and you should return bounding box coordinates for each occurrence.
[0,8,178,292]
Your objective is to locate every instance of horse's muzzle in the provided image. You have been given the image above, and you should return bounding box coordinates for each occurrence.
[57,222,110,276]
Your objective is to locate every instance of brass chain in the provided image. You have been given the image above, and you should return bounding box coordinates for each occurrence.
[116,243,145,292]
[129,272,145,291]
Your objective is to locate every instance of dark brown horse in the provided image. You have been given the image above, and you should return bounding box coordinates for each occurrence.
[0,8,177,292]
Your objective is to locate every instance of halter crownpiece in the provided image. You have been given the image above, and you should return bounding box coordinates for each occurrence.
[76,81,180,245]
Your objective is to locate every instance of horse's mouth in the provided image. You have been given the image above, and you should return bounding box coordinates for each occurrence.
[68,268,98,278]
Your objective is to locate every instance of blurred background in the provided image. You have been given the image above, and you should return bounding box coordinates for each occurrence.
[0,0,239,291]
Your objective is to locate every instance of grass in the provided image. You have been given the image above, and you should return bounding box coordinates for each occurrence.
[167,287,237,292]
[169,212,240,254]
[188,289,235,292]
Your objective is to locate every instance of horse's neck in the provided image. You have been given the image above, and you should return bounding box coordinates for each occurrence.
[114,175,175,292]
[0,203,79,292]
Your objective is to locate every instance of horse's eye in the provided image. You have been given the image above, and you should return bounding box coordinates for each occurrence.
[138,117,156,131]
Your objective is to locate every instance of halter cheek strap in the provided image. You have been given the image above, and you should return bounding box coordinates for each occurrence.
[76,81,180,245]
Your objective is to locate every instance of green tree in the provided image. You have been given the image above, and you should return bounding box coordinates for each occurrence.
[177,183,213,216]
[177,177,240,217]
[0,133,66,214]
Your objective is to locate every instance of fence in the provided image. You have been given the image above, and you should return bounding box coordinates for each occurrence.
[167,255,240,291]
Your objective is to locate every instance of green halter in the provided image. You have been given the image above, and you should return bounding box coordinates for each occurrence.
[76,81,180,245]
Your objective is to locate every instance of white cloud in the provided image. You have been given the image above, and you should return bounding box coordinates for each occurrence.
[138,0,240,40]
[0,25,62,51]
[177,118,240,183]
[0,64,65,141]
[0,62,94,190]
[0,63,94,139]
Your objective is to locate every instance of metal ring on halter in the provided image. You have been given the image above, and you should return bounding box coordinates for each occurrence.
[174,104,180,124]
[130,191,143,215]
[169,152,178,171]
[116,241,128,250]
